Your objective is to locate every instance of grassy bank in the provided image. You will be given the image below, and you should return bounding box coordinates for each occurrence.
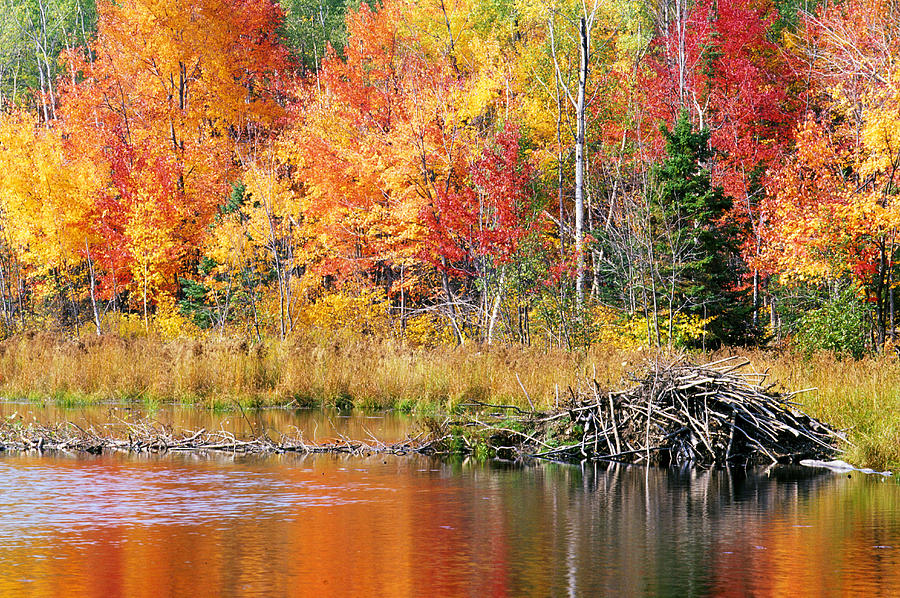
[0,332,619,411]
[0,333,898,469]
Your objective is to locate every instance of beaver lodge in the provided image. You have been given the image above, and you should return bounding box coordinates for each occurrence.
[0,357,843,468]
[460,356,844,467]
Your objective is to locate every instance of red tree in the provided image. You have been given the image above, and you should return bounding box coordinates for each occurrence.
[641,0,802,308]
[423,123,537,280]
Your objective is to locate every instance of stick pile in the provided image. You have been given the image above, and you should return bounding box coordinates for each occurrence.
[0,418,444,457]
[537,356,842,466]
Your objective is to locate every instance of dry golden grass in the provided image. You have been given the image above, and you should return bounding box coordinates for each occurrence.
[0,332,618,410]
[0,333,897,468]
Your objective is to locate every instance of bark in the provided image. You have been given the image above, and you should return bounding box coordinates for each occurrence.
[86,241,102,335]
[574,16,588,307]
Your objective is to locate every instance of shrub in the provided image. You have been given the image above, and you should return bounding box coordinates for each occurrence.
[792,285,870,359]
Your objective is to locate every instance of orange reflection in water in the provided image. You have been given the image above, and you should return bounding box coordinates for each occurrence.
[0,455,896,597]
[0,453,516,597]
[710,473,900,598]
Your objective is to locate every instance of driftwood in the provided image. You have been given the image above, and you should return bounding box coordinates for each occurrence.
[800,459,892,477]
[465,357,844,466]
[0,418,448,457]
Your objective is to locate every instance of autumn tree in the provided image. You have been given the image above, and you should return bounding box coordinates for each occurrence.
[0,110,103,332]
[422,122,541,342]
[281,0,523,337]
[759,0,900,347]
[642,0,799,322]
[57,0,288,323]
[179,182,275,339]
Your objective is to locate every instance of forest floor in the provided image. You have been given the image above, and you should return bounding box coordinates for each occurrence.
[0,332,897,469]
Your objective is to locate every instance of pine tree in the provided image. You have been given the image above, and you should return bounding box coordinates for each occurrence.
[655,110,756,346]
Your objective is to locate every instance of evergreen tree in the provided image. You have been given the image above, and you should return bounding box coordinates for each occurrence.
[655,110,757,346]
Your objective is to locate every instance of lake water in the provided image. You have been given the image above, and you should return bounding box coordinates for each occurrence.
[0,404,897,597]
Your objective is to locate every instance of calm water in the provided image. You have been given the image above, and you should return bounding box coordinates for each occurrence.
[0,406,898,597]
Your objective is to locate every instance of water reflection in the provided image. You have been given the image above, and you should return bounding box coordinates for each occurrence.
[0,451,896,597]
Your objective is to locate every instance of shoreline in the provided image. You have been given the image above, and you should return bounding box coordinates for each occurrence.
[0,333,898,469]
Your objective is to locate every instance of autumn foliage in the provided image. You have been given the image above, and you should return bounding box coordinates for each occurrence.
[423,123,537,278]
[55,0,288,319]
[0,0,896,353]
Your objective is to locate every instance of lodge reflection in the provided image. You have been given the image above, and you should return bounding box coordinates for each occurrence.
[502,462,900,597]
[0,453,896,597]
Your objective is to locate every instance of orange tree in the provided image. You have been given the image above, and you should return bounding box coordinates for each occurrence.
[57,0,288,323]
[759,0,900,345]
[280,0,528,339]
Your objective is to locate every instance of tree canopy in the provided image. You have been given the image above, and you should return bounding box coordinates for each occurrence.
[0,0,894,354]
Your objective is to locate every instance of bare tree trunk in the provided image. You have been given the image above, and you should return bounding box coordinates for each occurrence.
[0,262,9,332]
[36,46,49,122]
[399,263,406,333]
[548,8,597,310]
[770,294,778,341]
[37,0,55,120]
[752,269,759,328]
[486,271,504,344]
[85,241,102,335]
[14,258,25,330]
[440,264,464,345]
[142,263,149,331]
[888,241,895,341]
[555,61,565,258]
[574,17,588,308]
[285,225,295,333]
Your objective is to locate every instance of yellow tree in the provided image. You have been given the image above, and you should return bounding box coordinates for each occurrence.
[239,151,304,338]
[0,110,103,332]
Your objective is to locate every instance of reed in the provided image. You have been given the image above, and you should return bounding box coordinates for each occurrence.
[0,332,605,409]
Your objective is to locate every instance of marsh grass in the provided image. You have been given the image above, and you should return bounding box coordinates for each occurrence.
[0,332,898,468]
[0,332,606,411]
